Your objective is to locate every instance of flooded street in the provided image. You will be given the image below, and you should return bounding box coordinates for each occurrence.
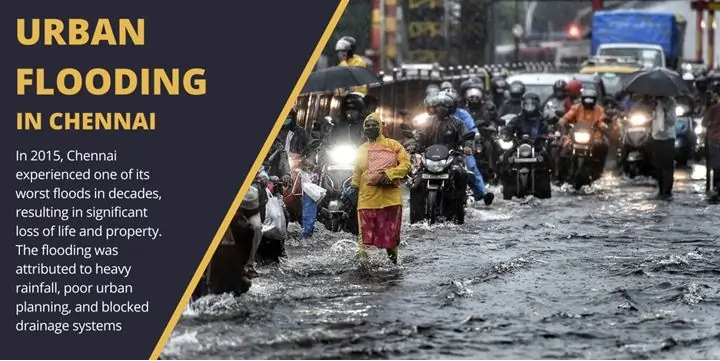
[162,166,720,359]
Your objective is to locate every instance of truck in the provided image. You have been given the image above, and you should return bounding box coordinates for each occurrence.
[591,10,686,71]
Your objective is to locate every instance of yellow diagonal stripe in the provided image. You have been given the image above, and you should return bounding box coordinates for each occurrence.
[149,0,350,358]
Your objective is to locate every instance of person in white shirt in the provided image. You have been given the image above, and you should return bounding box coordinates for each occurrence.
[635,95,677,200]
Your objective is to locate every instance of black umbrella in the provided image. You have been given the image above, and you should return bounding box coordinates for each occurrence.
[302,66,380,93]
[623,68,689,97]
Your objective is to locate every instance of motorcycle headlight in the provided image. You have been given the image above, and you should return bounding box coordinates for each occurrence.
[573,131,591,144]
[518,144,532,157]
[413,112,430,126]
[328,145,356,165]
[425,159,447,173]
[675,106,688,117]
[628,113,648,126]
[499,139,514,150]
[695,125,704,135]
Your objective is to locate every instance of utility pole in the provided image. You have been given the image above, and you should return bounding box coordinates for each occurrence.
[379,0,386,71]
[514,0,521,62]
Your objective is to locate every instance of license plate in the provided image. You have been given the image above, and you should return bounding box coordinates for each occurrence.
[514,157,537,163]
[422,173,450,179]
[574,144,589,150]
[628,127,646,133]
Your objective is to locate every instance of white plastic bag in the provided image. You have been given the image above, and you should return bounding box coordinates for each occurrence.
[262,189,287,241]
[300,172,327,203]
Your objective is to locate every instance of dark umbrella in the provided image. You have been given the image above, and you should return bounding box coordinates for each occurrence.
[623,68,689,97]
[302,66,380,93]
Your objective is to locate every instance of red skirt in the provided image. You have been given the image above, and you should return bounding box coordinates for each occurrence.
[358,205,402,249]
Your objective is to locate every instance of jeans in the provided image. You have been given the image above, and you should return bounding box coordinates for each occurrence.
[301,193,318,238]
[464,155,487,198]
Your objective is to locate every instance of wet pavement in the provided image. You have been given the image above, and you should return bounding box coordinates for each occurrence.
[162,165,720,359]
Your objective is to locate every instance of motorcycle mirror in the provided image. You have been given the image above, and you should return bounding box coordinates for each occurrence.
[402,130,415,138]
[324,116,334,126]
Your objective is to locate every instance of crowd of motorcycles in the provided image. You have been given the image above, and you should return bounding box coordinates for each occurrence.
[194,69,712,299]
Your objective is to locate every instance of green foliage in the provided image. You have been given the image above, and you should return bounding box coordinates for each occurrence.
[323,0,373,65]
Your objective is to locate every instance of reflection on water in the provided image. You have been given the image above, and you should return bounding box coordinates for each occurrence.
[163,166,720,360]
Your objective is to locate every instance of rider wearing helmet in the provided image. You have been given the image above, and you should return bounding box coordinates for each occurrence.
[544,79,570,114]
[329,92,368,146]
[439,89,494,204]
[490,76,508,108]
[501,92,551,165]
[335,36,368,95]
[564,79,583,111]
[502,92,549,140]
[556,88,609,183]
[499,81,526,116]
[409,93,477,221]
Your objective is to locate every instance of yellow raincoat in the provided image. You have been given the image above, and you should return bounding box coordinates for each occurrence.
[338,55,369,95]
[351,119,411,210]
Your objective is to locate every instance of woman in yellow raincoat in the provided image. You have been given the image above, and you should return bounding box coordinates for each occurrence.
[342,114,411,264]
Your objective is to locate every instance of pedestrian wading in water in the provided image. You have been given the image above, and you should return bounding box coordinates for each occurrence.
[342,114,411,264]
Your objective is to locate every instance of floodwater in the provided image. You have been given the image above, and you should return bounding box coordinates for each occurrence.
[162,166,720,359]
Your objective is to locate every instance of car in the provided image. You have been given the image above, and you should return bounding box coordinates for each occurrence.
[506,73,574,103]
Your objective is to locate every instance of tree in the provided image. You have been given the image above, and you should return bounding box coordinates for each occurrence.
[322,0,373,66]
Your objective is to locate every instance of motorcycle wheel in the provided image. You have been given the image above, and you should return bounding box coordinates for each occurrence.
[426,190,438,225]
[573,157,585,191]
[535,171,552,199]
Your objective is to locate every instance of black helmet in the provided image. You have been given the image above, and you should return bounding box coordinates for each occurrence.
[461,76,483,92]
[552,80,568,97]
[341,93,365,123]
[465,87,483,105]
[580,88,598,108]
[491,76,507,94]
[433,92,455,118]
[509,81,526,99]
[521,92,540,115]
[696,75,709,92]
[440,88,462,108]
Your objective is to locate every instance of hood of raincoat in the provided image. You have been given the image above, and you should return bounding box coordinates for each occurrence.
[363,113,386,141]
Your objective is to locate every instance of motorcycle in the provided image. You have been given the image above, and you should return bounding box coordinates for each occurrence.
[674,105,697,168]
[568,123,600,190]
[317,139,359,234]
[501,134,552,200]
[409,132,476,225]
[474,123,501,186]
[618,112,653,178]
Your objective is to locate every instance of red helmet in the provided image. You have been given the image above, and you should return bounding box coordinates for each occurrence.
[566,79,583,98]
